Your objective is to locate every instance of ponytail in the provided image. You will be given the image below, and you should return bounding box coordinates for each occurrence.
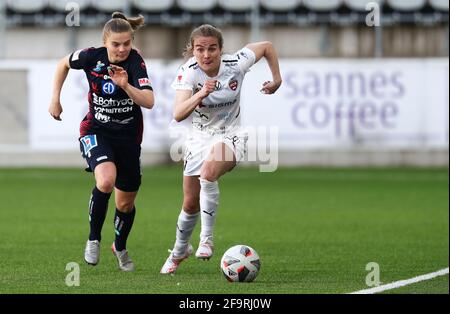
[103,11,145,42]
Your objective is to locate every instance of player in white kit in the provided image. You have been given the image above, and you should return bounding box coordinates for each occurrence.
[161,24,282,274]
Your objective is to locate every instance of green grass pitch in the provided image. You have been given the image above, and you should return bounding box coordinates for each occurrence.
[0,166,447,294]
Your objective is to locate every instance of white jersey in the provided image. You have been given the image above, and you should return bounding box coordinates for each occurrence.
[171,47,256,135]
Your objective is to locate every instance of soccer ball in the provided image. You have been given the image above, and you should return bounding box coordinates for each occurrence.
[220,245,261,282]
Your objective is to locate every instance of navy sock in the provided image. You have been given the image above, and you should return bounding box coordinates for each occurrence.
[88,186,111,241]
[114,207,136,251]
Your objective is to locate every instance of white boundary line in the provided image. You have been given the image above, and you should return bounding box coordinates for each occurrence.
[350,267,449,294]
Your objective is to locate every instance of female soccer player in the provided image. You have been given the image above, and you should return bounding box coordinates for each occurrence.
[49,12,154,271]
[161,24,282,274]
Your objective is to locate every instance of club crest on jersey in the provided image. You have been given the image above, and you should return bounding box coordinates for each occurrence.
[102,81,116,95]
[93,61,105,72]
[80,135,98,157]
[229,79,238,91]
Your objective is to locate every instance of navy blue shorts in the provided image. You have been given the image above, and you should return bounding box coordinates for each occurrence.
[79,134,141,192]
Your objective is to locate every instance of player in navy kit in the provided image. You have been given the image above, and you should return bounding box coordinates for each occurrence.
[49,12,154,271]
[160,24,282,274]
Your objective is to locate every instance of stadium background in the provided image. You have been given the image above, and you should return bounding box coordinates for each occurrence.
[0,0,448,295]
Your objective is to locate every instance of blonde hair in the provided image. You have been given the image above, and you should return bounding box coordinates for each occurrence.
[183,24,224,58]
[102,11,145,42]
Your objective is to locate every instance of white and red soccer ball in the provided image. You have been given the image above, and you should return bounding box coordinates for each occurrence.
[220,245,261,282]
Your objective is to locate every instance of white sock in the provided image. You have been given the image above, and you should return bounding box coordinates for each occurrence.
[199,178,219,243]
[172,209,199,257]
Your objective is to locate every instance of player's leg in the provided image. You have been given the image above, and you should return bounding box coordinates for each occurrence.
[160,176,199,274]
[196,142,236,260]
[84,162,116,265]
[90,162,116,240]
[79,134,116,266]
[110,142,141,271]
[111,189,137,271]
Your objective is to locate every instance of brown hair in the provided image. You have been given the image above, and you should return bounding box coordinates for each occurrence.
[183,24,224,58]
[102,11,145,42]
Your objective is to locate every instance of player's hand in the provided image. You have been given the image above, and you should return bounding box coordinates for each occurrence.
[108,65,128,89]
[49,100,63,121]
[198,80,217,99]
[260,80,282,95]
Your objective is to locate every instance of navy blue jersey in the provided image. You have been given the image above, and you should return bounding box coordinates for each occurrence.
[69,47,152,144]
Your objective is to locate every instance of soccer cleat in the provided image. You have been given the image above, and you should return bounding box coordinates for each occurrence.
[84,240,100,265]
[160,243,193,274]
[195,239,214,260]
[111,243,135,272]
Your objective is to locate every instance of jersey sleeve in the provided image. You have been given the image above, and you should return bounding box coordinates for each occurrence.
[171,64,195,91]
[69,48,93,70]
[129,52,153,91]
[236,47,256,74]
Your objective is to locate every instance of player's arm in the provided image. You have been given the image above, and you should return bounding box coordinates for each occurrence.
[123,85,154,109]
[245,41,282,94]
[49,55,71,121]
[107,64,154,109]
[173,80,216,122]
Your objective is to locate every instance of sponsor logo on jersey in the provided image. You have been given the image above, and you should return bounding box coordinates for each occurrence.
[93,61,105,72]
[102,81,116,95]
[138,77,150,87]
[95,106,133,114]
[140,61,146,69]
[94,112,111,123]
[177,75,183,82]
[92,93,133,107]
[206,99,237,109]
[215,81,222,91]
[90,71,111,80]
[229,79,238,91]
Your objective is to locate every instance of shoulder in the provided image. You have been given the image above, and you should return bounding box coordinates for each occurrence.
[71,46,98,58]
[86,46,106,57]
[235,47,255,62]
[222,48,256,73]
[182,56,199,71]
[83,46,107,61]
[69,46,102,68]
[129,48,144,60]
[177,57,198,75]
[128,49,148,70]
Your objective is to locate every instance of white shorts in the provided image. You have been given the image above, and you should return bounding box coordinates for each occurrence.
[183,129,248,177]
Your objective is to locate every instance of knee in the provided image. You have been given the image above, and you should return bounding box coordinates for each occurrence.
[96,176,115,193]
[200,167,218,182]
[116,199,135,212]
[183,196,199,214]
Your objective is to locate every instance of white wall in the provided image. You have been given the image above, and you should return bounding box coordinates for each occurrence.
[1,57,448,167]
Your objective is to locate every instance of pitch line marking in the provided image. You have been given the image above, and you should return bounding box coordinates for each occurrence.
[349,267,449,294]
